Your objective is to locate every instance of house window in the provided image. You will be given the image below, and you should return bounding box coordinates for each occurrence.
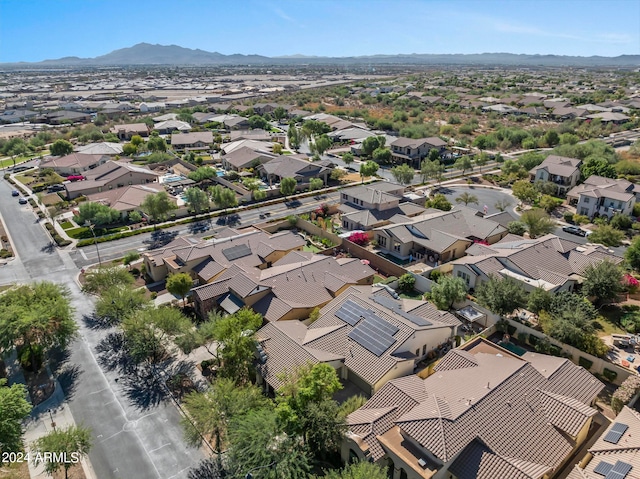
[415,349,420,356]
[583,197,590,204]
[393,242,401,252]
[342,194,348,201]
[422,345,427,355]
[343,221,349,228]
[378,236,387,247]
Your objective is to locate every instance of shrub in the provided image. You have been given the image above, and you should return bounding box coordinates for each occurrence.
[381,276,398,285]
[528,334,539,347]
[397,273,416,293]
[602,368,618,383]
[611,374,640,413]
[563,212,574,223]
[348,231,369,246]
[578,356,594,370]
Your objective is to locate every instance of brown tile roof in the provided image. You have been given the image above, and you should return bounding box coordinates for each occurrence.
[347,340,603,475]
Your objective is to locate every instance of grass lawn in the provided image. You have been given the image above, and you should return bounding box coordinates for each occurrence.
[399,289,424,300]
[0,150,49,169]
[596,305,630,337]
[15,172,37,185]
[60,220,75,230]
[303,244,321,253]
[373,274,385,284]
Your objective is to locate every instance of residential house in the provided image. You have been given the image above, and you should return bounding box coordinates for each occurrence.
[450,233,622,292]
[170,131,214,152]
[390,137,447,167]
[551,107,588,120]
[138,102,165,113]
[567,406,640,479]
[193,251,374,322]
[257,156,333,187]
[344,337,603,479]
[39,153,109,176]
[85,183,174,219]
[75,142,123,156]
[153,120,192,135]
[142,227,305,283]
[221,146,275,172]
[110,123,150,141]
[0,109,39,124]
[339,183,427,231]
[256,285,460,396]
[64,160,160,199]
[40,110,92,125]
[586,111,630,124]
[567,176,639,219]
[529,155,582,196]
[374,206,508,264]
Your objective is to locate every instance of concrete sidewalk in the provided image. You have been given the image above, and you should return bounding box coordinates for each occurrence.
[24,380,98,479]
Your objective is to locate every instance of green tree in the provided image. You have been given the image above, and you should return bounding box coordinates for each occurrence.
[507,221,527,235]
[454,155,473,176]
[455,192,479,206]
[342,152,354,165]
[321,461,388,479]
[0,379,31,454]
[359,160,379,183]
[372,147,391,164]
[610,213,632,231]
[188,167,217,183]
[430,275,467,310]
[475,152,489,173]
[494,198,512,212]
[527,287,553,314]
[248,115,270,130]
[184,187,210,214]
[420,159,445,183]
[543,130,560,147]
[475,276,526,317]
[76,201,120,226]
[123,251,140,270]
[130,135,143,147]
[581,260,624,305]
[511,180,539,204]
[280,177,297,197]
[209,185,238,213]
[122,306,194,365]
[141,191,177,223]
[227,408,311,479]
[539,194,562,213]
[338,395,367,417]
[50,139,74,156]
[580,157,617,179]
[288,126,300,150]
[425,193,452,211]
[33,425,92,479]
[397,273,416,292]
[166,272,193,307]
[181,378,270,450]
[301,399,346,461]
[626,236,640,272]
[588,224,625,247]
[309,177,323,191]
[273,106,287,121]
[82,266,134,294]
[390,164,415,185]
[122,142,137,156]
[311,135,332,156]
[147,136,167,152]
[209,308,263,383]
[94,286,149,324]
[0,282,76,371]
[521,208,555,238]
[361,136,385,157]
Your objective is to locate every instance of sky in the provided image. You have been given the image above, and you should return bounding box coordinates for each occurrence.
[0,0,639,62]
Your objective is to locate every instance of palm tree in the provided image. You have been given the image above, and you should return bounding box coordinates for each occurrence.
[455,192,479,206]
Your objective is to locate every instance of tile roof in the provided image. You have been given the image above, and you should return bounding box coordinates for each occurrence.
[347,339,603,476]
[41,153,107,170]
[530,155,581,178]
[86,183,168,212]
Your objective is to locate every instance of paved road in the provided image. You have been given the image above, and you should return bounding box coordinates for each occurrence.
[70,191,341,266]
[438,185,627,256]
[0,177,205,479]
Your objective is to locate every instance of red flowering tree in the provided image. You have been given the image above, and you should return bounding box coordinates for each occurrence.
[348,231,369,246]
[623,274,639,294]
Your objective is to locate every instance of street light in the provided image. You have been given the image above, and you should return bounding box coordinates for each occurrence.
[85,221,102,267]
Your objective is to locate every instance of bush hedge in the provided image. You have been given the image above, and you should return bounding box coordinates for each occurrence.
[44,222,71,247]
[578,356,594,371]
[602,368,618,383]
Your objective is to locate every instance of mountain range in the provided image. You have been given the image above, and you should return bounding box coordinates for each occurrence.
[6,43,640,67]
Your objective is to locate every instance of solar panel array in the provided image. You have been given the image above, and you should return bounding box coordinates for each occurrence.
[221,244,252,261]
[335,300,366,326]
[605,461,632,479]
[348,318,398,357]
[594,462,613,476]
[603,422,629,444]
[369,295,432,327]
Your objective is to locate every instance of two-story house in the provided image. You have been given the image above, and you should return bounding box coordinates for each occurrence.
[529,155,582,196]
[390,137,447,167]
[567,175,639,219]
[339,183,427,231]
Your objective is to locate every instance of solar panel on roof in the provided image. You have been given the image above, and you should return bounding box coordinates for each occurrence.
[336,300,366,326]
[604,461,632,479]
[348,318,397,357]
[594,462,613,476]
[221,244,252,261]
[603,422,629,444]
[361,311,399,336]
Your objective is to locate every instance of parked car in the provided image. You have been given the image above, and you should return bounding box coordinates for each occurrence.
[562,225,587,237]
[11,190,19,196]
[18,197,28,205]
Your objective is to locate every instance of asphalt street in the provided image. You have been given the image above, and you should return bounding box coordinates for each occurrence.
[0,177,205,479]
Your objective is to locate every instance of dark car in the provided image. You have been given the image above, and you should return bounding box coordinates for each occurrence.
[562,225,587,237]
[11,190,19,196]
[18,197,28,205]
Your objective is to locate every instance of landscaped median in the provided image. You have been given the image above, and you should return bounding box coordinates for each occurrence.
[44,222,72,246]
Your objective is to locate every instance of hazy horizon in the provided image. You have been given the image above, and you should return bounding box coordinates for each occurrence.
[1,0,638,63]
